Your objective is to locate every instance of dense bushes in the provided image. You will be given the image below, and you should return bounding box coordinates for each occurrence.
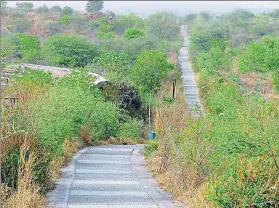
[42,34,96,67]
[117,119,143,139]
[199,74,279,207]
[1,7,182,207]
[1,33,40,62]
[145,9,279,208]
[124,28,144,40]
[1,68,144,202]
[131,50,171,93]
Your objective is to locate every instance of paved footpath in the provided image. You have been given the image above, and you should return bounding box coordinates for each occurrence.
[47,145,184,208]
[179,25,202,116]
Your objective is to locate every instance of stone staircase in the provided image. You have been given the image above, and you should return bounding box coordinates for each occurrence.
[179,26,202,116]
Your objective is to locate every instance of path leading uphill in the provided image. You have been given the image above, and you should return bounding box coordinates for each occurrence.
[179,26,202,116]
[47,145,184,208]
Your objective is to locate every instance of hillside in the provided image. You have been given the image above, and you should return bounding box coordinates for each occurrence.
[1,1,279,208]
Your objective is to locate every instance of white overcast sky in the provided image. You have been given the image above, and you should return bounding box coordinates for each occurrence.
[6,1,279,17]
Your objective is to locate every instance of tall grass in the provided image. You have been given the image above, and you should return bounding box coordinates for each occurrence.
[2,142,43,208]
[145,69,279,207]
[1,68,144,207]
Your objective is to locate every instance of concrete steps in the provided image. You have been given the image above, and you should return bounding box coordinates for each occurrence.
[47,145,184,208]
[179,26,202,116]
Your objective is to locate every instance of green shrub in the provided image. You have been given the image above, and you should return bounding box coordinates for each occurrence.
[238,41,267,73]
[61,6,73,16]
[239,36,279,73]
[196,47,230,74]
[13,68,52,86]
[272,73,279,93]
[200,75,279,207]
[42,34,96,67]
[59,15,71,25]
[124,28,144,40]
[144,140,158,157]
[117,119,143,139]
[1,33,40,62]
[131,50,171,93]
[30,72,120,155]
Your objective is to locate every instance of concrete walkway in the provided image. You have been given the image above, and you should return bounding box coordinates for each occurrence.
[179,26,202,116]
[47,145,184,208]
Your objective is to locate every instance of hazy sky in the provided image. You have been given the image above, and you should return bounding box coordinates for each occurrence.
[7,1,279,17]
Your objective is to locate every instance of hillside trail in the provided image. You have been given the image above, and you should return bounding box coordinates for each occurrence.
[3,28,198,207]
[179,25,202,116]
[47,145,185,208]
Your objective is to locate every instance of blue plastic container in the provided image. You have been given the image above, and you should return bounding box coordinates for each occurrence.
[148,131,156,139]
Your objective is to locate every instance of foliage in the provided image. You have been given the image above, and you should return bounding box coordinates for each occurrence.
[199,11,214,20]
[146,12,180,41]
[1,36,16,59]
[272,73,279,92]
[185,13,198,22]
[124,28,144,40]
[239,36,279,74]
[61,6,73,16]
[13,33,41,61]
[42,34,96,67]
[144,140,158,157]
[49,5,62,13]
[35,4,49,13]
[59,15,71,25]
[226,9,254,22]
[93,52,132,80]
[16,2,33,10]
[200,74,279,207]
[196,47,230,74]
[86,0,104,13]
[1,33,40,62]
[113,13,145,35]
[131,50,171,93]
[117,119,143,139]
[13,68,52,86]
[96,17,114,39]
[96,31,114,39]
[87,20,100,31]
[10,18,32,33]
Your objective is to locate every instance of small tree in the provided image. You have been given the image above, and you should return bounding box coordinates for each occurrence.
[131,50,171,93]
[1,33,40,61]
[185,13,198,22]
[10,18,32,33]
[59,15,71,25]
[86,0,104,13]
[16,2,33,10]
[35,4,49,13]
[146,12,180,41]
[42,34,96,67]
[113,13,145,35]
[61,6,73,16]
[124,28,144,40]
[199,11,214,20]
[50,5,62,13]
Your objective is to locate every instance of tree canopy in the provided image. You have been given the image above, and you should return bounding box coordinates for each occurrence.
[146,12,180,41]
[61,6,73,16]
[42,34,96,67]
[86,0,104,13]
[131,50,171,93]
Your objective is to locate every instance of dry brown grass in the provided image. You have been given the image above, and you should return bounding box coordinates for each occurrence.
[80,125,91,145]
[49,137,83,181]
[2,143,44,208]
[146,72,214,207]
